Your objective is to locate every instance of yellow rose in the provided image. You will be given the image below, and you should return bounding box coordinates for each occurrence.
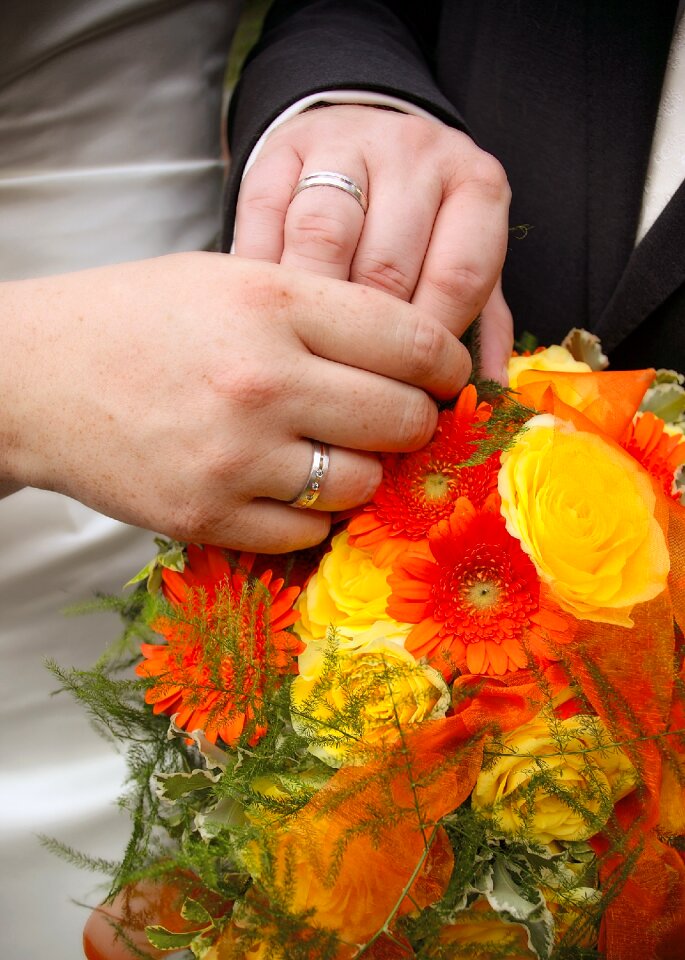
[295,530,403,644]
[508,346,592,390]
[472,713,637,845]
[498,414,669,625]
[291,633,449,766]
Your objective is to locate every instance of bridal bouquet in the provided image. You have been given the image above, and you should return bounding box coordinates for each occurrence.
[67,332,685,960]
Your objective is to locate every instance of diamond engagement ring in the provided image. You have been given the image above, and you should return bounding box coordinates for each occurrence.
[289,441,330,509]
[291,171,369,214]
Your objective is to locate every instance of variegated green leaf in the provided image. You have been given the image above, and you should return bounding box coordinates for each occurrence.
[126,539,186,593]
[181,897,213,926]
[167,715,229,769]
[146,925,200,950]
[487,859,554,960]
[156,768,221,802]
[561,328,609,370]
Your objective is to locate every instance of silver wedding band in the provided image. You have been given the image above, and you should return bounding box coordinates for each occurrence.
[291,171,369,214]
[289,441,330,509]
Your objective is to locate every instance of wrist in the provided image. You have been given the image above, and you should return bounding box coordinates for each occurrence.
[0,278,53,492]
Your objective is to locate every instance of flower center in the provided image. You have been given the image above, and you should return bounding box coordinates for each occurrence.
[463,578,502,610]
[423,471,451,502]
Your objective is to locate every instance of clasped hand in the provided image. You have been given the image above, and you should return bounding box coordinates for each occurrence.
[0,107,512,551]
[236,106,513,381]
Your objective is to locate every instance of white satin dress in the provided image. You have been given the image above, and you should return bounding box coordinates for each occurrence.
[0,2,240,956]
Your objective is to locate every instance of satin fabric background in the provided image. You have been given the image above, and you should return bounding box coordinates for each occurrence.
[0,2,238,956]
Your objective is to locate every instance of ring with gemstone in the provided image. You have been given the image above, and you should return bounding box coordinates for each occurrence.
[291,171,368,214]
[289,441,330,509]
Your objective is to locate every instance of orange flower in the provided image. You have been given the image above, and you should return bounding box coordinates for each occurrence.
[248,716,483,945]
[621,411,685,500]
[207,898,415,959]
[451,664,570,739]
[347,385,498,566]
[427,897,533,959]
[136,545,302,746]
[388,498,572,680]
[84,876,231,960]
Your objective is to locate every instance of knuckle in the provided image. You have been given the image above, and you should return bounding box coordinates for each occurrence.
[170,444,261,543]
[398,113,468,156]
[399,114,441,150]
[465,153,510,201]
[268,112,313,143]
[287,212,357,261]
[356,255,415,300]
[447,340,473,390]
[241,190,288,221]
[398,392,438,449]
[214,364,288,412]
[429,262,488,311]
[170,496,218,544]
[403,317,446,380]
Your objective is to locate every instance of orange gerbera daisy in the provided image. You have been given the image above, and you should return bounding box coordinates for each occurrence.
[387,497,572,680]
[136,544,303,746]
[621,411,685,500]
[348,385,499,566]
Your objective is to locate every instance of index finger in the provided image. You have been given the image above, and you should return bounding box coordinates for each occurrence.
[234,142,302,262]
[288,273,472,400]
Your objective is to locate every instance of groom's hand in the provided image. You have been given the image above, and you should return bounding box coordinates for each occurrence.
[0,253,470,551]
[234,105,513,382]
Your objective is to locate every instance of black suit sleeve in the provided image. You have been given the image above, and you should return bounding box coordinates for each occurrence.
[222,0,463,243]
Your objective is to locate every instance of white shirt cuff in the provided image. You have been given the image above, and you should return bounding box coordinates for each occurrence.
[241,89,444,178]
[230,90,445,251]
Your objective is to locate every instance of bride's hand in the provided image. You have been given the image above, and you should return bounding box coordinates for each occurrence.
[233,105,513,382]
[0,252,470,551]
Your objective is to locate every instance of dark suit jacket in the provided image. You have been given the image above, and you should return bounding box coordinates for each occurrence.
[224,0,685,370]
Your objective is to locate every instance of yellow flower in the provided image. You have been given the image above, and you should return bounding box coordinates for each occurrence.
[508,345,592,390]
[498,414,669,625]
[472,713,637,845]
[295,530,403,645]
[291,632,450,766]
